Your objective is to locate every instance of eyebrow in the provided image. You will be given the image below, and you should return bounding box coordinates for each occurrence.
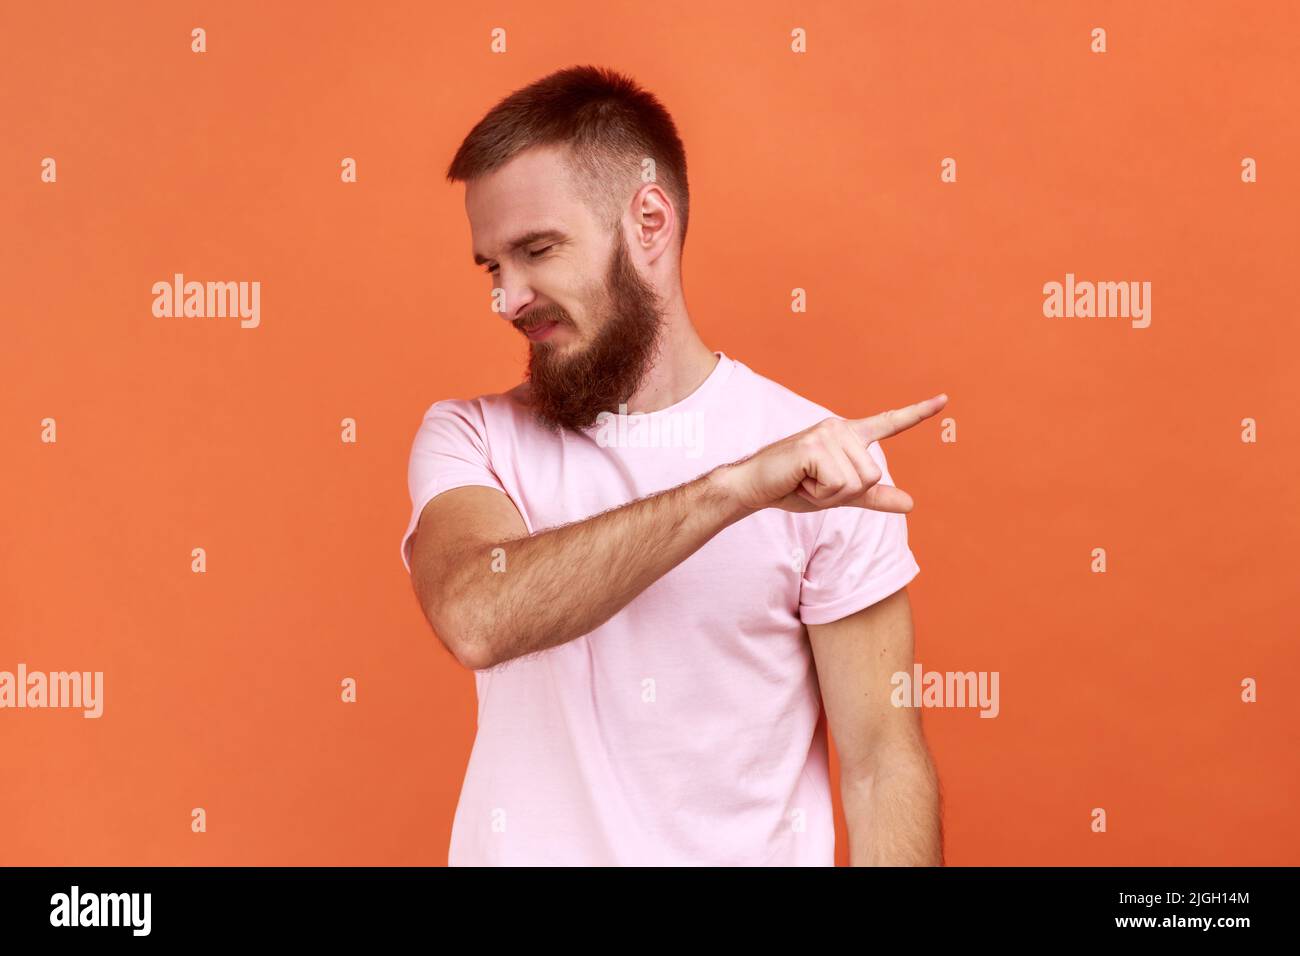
[473,229,567,267]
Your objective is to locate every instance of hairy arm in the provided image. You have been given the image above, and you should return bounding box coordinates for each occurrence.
[409,393,948,672]
[409,464,756,670]
[806,587,943,866]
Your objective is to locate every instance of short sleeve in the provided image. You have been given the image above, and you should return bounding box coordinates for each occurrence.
[798,440,921,625]
[400,399,508,575]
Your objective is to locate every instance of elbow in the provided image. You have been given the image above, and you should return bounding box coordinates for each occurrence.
[449,629,495,671]
[413,563,497,671]
[428,597,495,671]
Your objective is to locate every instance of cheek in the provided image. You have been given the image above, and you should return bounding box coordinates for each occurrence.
[556,281,596,327]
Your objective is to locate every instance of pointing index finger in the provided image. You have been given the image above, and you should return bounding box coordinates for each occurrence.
[850,393,948,443]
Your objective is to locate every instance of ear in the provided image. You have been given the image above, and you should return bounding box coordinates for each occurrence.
[630,181,675,260]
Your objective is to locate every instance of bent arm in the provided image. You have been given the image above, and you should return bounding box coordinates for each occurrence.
[412,464,753,670]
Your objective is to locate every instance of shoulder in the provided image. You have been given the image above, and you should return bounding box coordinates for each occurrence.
[728,357,845,435]
[415,380,528,428]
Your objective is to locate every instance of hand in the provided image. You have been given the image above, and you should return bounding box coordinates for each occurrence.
[716,393,948,514]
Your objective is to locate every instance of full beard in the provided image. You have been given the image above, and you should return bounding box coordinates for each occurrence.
[523,232,666,434]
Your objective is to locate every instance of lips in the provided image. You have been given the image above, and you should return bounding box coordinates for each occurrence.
[521,319,560,341]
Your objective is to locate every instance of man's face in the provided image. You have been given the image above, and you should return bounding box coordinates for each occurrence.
[465,145,665,433]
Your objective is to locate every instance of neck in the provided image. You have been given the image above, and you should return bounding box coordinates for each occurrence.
[622,294,716,414]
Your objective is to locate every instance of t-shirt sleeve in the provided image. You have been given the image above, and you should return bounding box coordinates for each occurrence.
[400,399,508,575]
[798,439,921,625]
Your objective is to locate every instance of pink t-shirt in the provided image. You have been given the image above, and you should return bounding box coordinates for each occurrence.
[400,350,920,865]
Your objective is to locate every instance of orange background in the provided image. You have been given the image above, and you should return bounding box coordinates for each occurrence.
[2,0,1297,866]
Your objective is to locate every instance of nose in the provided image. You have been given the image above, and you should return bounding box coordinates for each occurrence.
[492,267,535,324]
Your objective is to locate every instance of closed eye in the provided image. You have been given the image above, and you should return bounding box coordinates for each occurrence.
[482,245,555,275]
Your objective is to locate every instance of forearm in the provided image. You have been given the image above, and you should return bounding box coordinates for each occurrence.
[842,742,943,866]
[449,464,755,669]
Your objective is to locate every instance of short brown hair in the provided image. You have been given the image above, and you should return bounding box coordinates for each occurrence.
[446,65,690,253]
